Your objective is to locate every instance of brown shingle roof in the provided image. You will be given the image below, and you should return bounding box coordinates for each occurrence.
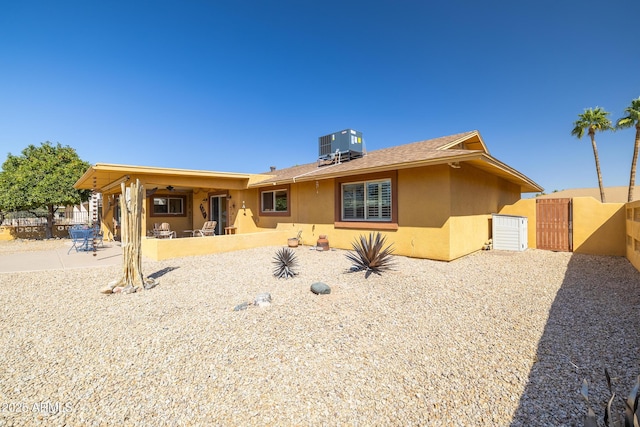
[250,130,543,193]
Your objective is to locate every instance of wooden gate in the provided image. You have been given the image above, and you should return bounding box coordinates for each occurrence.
[536,198,573,251]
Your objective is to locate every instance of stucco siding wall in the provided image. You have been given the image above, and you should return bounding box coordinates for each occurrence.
[397,166,451,227]
[450,164,521,216]
[448,215,492,259]
[229,189,261,233]
[448,164,521,258]
[295,180,335,224]
[249,164,524,261]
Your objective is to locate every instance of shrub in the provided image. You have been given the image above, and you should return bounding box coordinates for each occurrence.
[273,247,298,279]
[582,369,640,426]
[345,232,395,278]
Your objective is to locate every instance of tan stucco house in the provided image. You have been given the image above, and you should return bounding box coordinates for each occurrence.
[74,130,543,261]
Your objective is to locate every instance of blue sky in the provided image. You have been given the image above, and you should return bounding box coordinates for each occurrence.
[1,1,638,194]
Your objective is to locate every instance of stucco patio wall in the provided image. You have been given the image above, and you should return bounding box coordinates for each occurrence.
[141,229,292,261]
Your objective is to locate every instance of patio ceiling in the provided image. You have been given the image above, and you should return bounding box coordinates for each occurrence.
[74,163,268,193]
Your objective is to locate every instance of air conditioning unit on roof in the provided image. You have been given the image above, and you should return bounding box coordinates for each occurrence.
[318,129,364,164]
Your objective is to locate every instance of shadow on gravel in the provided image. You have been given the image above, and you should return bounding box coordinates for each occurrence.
[147,266,179,280]
[510,254,640,426]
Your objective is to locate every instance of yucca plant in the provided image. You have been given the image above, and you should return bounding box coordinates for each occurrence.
[582,369,640,426]
[345,232,395,278]
[272,247,299,279]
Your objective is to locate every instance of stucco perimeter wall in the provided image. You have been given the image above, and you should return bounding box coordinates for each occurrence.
[626,201,640,271]
[498,197,625,255]
[141,229,292,261]
[0,225,78,240]
[572,197,625,256]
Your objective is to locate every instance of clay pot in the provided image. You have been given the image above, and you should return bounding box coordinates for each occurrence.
[316,235,329,251]
[287,238,299,248]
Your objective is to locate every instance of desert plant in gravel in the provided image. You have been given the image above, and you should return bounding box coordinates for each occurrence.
[345,232,395,278]
[272,247,298,278]
[582,369,640,426]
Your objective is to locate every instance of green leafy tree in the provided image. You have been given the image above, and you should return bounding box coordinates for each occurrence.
[571,107,613,203]
[616,97,640,202]
[0,142,91,238]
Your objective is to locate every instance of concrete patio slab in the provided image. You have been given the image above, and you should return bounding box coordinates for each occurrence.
[0,242,122,273]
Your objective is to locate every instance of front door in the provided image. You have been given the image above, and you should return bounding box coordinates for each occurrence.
[210,195,227,235]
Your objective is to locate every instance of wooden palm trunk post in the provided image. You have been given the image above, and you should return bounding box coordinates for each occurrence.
[118,179,144,290]
[101,179,156,294]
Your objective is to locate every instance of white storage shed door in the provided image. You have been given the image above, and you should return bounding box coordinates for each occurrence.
[492,214,528,251]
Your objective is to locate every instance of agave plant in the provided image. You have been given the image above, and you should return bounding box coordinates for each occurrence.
[272,247,299,279]
[345,232,395,278]
[582,369,640,427]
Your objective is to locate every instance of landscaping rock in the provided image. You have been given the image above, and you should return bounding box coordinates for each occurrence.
[254,293,272,307]
[310,282,331,295]
[100,280,118,294]
[100,285,115,294]
[144,278,159,290]
[234,302,249,311]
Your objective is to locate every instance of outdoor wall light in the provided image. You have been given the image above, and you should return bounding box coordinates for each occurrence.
[202,198,207,202]
[227,194,232,200]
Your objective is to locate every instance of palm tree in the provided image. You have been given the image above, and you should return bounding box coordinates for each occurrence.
[571,107,613,203]
[616,97,640,202]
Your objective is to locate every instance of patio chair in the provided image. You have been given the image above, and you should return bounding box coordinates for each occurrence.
[68,226,93,254]
[194,220,217,237]
[93,225,104,247]
[153,222,176,239]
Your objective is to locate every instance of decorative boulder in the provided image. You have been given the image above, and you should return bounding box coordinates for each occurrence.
[310,282,331,295]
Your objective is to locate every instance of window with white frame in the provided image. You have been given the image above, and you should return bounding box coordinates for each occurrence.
[152,196,184,215]
[261,189,288,213]
[341,179,392,221]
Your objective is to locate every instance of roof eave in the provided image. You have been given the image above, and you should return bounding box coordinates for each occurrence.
[249,153,543,194]
[249,153,486,187]
[471,154,543,193]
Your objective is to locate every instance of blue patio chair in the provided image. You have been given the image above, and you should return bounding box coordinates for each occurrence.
[92,225,104,247]
[68,227,93,254]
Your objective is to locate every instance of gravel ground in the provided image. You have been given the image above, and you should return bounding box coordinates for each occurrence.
[0,242,639,426]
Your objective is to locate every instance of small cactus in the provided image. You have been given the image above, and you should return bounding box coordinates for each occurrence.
[273,247,298,279]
